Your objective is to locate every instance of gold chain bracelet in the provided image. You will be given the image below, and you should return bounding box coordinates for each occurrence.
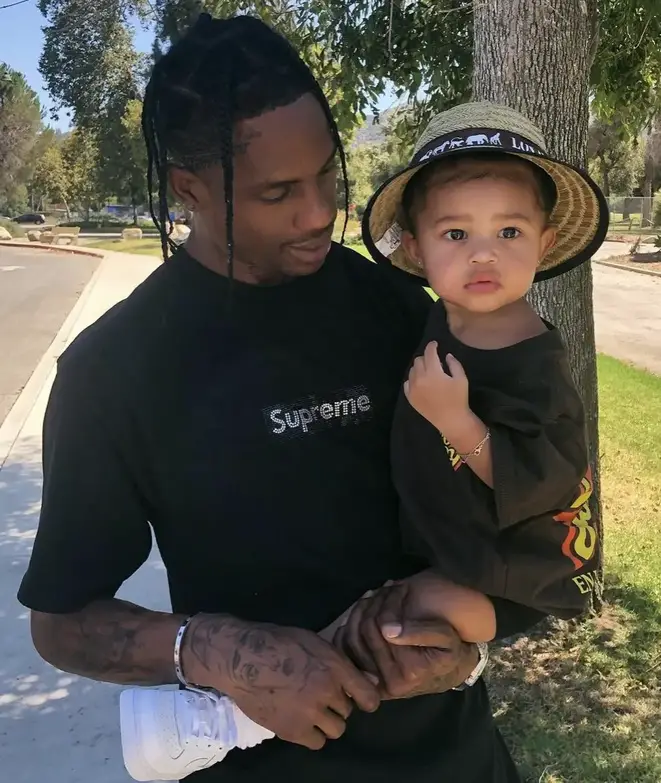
[459,428,491,464]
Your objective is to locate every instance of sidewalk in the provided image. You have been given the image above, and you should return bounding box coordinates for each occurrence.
[0,251,169,783]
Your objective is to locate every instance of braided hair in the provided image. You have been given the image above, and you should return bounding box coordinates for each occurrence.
[141,13,350,281]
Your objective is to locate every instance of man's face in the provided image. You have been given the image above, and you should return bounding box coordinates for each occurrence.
[171,93,339,284]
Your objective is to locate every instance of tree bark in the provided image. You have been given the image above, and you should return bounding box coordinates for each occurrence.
[642,145,654,227]
[472,0,603,609]
[598,155,610,198]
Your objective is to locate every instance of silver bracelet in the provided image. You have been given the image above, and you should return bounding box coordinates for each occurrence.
[174,615,195,688]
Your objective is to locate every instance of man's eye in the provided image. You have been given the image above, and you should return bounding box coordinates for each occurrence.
[500,227,521,239]
[261,187,291,204]
[444,229,467,241]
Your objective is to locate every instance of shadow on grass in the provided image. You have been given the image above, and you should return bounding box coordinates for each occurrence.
[489,578,661,783]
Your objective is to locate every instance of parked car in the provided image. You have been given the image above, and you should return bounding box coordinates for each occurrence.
[13,213,46,225]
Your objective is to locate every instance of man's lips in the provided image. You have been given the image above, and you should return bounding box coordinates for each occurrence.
[287,231,333,253]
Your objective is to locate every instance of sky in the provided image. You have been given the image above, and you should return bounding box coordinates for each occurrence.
[0,1,395,132]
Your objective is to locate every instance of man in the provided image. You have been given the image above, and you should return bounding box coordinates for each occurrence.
[18,14,543,783]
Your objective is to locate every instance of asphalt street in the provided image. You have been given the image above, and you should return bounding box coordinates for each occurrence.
[0,245,100,426]
[593,262,661,375]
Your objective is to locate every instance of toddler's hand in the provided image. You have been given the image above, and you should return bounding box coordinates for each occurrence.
[404,342,469,431]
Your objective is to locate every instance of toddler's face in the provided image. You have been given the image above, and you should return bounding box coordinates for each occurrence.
[402,160,556,313]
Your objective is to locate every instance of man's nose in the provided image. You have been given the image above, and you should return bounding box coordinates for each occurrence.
[296,184,336,234]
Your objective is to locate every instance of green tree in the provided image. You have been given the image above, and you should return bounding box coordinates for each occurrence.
[0,64,42,212]
[641,118,661,225]
[31,139,71,219]
[25,127,59,211]
[347,114,411,214]
[95,99,148,223]
[62,129,103,219]
[151,1,661,143]
[38,0,146,131]
[119,99,149,223]
[39,0,148,221]
[588,120,644,196]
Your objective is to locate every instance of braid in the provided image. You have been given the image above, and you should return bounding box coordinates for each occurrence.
[218,54,235,301]
[142,72,178,261]
[141,12,351,267]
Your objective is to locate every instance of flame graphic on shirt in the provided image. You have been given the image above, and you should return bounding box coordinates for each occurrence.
[555,467,598,570]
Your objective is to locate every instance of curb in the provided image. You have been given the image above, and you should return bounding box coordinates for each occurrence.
[0,256,108,472]
[2,240,104,258]
[593,257,661,279]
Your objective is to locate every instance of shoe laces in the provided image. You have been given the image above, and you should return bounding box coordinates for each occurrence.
[184,690,233,749]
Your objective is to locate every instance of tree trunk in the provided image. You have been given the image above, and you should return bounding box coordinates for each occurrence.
[598,155,610,198]
[473,0,603,609]
[623,197,631,221]
[642,148,653,228]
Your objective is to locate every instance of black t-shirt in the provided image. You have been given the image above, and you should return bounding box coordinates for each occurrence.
[18,245,533,783]
[393,300,599,618]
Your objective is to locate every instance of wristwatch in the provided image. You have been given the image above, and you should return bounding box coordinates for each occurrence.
[452,642,489,691]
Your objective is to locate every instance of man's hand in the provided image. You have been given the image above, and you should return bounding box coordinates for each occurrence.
[332,584,478,699]
[404,342,470,432]
[182,614,380,750]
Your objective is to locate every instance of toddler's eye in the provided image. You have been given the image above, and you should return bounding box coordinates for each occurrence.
[499,227,521,239]
[444,229,467,241]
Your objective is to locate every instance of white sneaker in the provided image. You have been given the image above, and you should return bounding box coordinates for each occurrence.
[120,686,275,781]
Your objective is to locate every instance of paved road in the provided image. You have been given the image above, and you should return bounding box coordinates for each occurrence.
[593,262,661,375]
[0,246,100,426]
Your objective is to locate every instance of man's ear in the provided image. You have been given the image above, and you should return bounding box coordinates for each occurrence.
[168,166,209,212]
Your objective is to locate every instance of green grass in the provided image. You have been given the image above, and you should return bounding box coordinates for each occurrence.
[490,356,661,782]
[608,213,658,236]
[86,237,164,256]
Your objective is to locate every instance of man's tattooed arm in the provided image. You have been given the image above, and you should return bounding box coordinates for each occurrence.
[30,603,381,752]
[29,602,320,694]
[30,600,193,685]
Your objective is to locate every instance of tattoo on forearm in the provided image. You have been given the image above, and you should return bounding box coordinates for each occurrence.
[187,615,330,697]
[36,599,180,686]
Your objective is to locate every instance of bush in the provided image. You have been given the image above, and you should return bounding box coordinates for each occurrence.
[0,218,25,238]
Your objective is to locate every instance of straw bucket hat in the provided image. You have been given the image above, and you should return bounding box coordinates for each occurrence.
[362,101,609,282]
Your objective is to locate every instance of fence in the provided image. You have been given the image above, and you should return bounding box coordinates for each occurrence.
[606,196,661,232]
